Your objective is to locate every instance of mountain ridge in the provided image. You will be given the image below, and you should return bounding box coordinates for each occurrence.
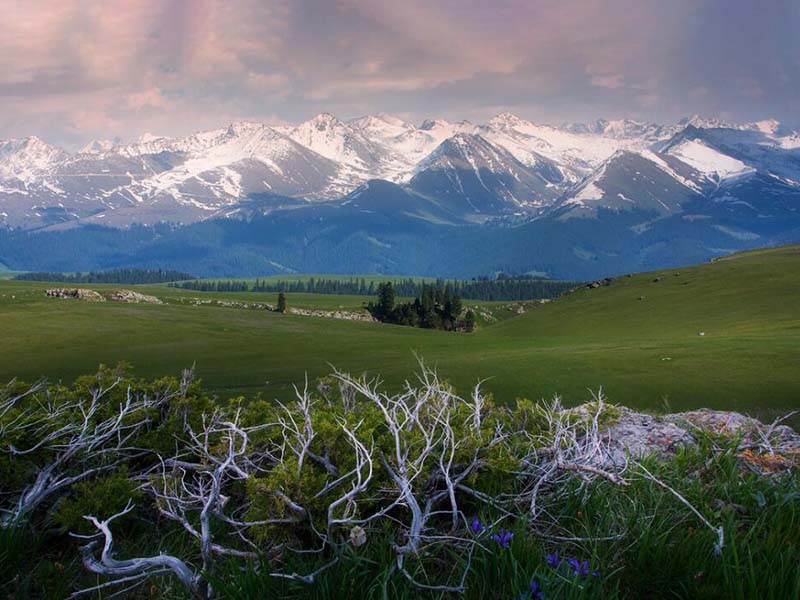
[1,112,799,279]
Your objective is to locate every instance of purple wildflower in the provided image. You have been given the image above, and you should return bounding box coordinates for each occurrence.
[545,552,561,568]
[470,518,484,534]
[492,528,514,549]
[567,558,600,578]
[529,579,545,599]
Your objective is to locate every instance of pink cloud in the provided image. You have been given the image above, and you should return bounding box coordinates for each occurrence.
[0,0,795,146]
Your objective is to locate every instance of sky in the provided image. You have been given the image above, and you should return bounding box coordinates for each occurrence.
[2,0,798,148]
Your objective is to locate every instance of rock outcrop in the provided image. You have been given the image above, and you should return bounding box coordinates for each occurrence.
[45,288,105,302]
[600,407,696,466]
[573,404,799,472]
[287,307,376,322]
[108,290,162,304]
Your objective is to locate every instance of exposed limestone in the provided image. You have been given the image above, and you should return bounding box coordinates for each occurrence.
[45,288,105,302]
[666,409,800,453]
[600,407,696,466]
[287,307,376,322]
[108,290,162,304]
[571,403,799,472]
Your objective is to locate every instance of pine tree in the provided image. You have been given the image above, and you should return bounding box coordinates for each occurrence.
[464,309,476,332]
[277,292,287,313]
[376,282,395,321]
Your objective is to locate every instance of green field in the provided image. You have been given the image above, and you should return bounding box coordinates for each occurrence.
[1,245,799,422]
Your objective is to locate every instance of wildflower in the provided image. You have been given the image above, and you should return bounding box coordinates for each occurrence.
[528,579,545,599]
[492,528,514,549]
[567,558,600,578]
[470,518,484,534]
[545,552,561,568]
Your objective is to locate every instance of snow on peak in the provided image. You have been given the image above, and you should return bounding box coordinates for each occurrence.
[224,121,268,138]
[287,113,382,172]
[307,113,341,129]
[136,132,164,144]
[0,136,66,183]
[1,110,794,229]
[488,112,530,130]
[80,139,117,154]
[679,115,739,130]
[347,114,414,142]
[752,119,781,135]
[419,118,452,131]
[350,113,410,130]
[666,138,755,181]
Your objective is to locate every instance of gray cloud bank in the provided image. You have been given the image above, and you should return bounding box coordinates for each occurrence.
[1,0,797,147]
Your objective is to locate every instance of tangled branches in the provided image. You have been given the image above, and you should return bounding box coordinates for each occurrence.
[1,365,741,598]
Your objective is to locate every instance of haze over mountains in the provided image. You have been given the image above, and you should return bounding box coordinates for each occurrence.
[1,112,799,279]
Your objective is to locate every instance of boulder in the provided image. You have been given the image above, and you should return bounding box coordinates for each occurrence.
[600,407,696,466]
[665,409,800,453]
[567,404,799,471]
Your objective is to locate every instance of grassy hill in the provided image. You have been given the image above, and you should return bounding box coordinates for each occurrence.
[0,245,798,422]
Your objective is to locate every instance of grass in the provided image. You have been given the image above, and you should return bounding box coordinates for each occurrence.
[5,443,797,599]
[0,244,798,422]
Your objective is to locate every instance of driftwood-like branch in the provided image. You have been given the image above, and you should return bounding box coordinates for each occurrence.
[74,501,207,599]
[1,378,181,526]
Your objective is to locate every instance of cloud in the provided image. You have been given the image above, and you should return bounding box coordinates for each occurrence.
[0,0,797,147]
[590,75,624,90]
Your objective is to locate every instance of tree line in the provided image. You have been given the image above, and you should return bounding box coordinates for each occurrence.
[169,274,576,301]
[14,268,196,284]
[367,282,475,331]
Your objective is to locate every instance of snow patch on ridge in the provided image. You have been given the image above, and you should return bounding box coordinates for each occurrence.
[668,139,754,181]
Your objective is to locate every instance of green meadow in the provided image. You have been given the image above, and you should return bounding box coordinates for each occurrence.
[1,244,798,422]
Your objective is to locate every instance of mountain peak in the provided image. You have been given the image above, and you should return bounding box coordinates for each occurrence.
[308,113,341,128]
[752,119,782,135]
[348,114,413,136]
[136,132,164,144]
[0,135,64,157]
[419,118,451,131]
[80,138,119,154]
[489,112,529,130]
[678,115,734,130]
[225,121,267,137]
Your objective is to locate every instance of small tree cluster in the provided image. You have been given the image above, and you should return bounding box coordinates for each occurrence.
[367,282,467,331]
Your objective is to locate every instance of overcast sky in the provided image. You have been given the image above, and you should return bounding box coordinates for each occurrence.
[2,0,798,148]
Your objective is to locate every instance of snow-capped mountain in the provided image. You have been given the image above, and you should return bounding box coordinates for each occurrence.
[285,113,385,175]
[79,138,119,155]
[0,137,67,185]
[553,120,800,228]
[551,149,705,218]
[483,112,676,182]
[0,112,798,233]
[409,133,562,216]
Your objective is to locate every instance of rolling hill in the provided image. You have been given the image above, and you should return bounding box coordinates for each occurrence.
[0,245,797,423]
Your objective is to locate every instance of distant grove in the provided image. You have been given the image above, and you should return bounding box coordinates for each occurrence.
[170,274,576,301]
[15,268,196,284]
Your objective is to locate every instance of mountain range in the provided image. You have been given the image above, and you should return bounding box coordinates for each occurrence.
[0,113,798,279]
